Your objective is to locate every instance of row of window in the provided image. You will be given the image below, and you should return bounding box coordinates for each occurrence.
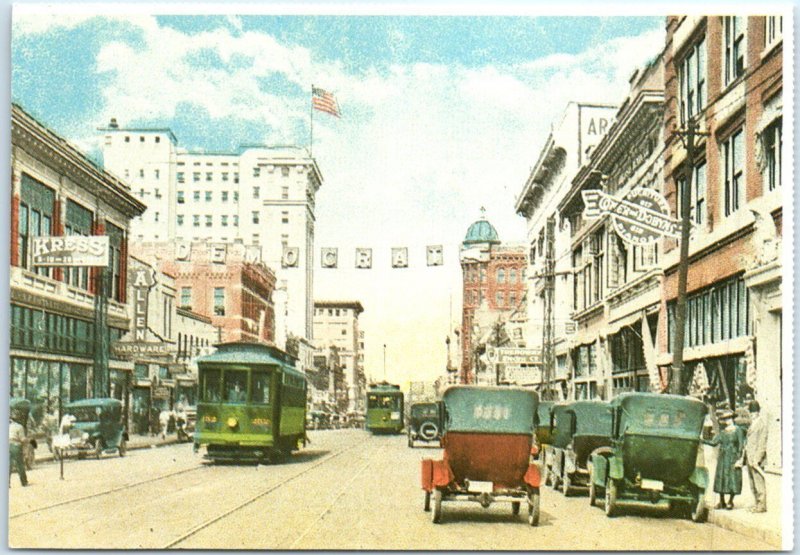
[178,172,240,184]
[179,287,226,316]
[680,17,782,124]
[176,211,289,227]
[176,187,290,202]
[464,266,524,284]
[314,308,356,317]
[466,289,518,309]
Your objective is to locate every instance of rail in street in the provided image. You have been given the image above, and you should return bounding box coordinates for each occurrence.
[8,430,776,550]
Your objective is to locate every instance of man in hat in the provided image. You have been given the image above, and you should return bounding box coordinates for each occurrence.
[744,400,768,513]
[9,417,28,487]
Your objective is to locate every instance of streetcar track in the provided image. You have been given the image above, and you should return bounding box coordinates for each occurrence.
[163,436,372,548]
[10,463,210,520]
[286,440,382,549]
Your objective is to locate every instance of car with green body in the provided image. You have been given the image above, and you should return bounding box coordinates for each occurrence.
[366,383,404,434]
[407,401,443,447]
[194,341,307,463]
[62,398,129,458]
[420,386,542,526]
[588,393,708,522]
[542,403,572,488]
[553,401,612,496]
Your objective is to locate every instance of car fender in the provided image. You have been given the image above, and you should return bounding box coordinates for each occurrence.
[608,455,624,481]
[689,466,708,490]
[590,453,608,485]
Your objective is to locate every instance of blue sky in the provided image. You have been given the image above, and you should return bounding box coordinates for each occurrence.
[11,9,665,383]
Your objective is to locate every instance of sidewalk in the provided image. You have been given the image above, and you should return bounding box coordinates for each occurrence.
[701,445,783,548]
[33,433,181,464]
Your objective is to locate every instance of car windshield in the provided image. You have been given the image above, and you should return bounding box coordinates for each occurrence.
[413,405,438,417]
[69,406,101,423]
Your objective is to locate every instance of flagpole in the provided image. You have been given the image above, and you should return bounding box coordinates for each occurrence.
[309,84,314,158]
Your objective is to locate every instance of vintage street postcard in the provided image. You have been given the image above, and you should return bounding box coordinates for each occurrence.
[5,2,793,550]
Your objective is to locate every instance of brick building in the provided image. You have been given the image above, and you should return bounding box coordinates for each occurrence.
[132,241,277,345]
[661,15,783,470]
[10,103,145,427]
[459,216,526,384]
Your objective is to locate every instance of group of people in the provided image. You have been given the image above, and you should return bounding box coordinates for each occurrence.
[705,400,769,513]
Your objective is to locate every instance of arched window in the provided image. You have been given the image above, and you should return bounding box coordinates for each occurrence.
[509,269,517,283]
[497,268,505,283]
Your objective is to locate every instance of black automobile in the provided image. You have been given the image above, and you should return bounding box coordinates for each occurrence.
[407,401,443,448]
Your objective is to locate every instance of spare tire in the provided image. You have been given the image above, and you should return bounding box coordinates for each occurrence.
[419,421,439,441]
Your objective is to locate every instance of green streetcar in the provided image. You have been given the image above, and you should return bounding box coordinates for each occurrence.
[366,383,404,434]
[193,342,307,463]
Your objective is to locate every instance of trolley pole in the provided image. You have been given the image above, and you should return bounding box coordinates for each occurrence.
[383,344,387,381]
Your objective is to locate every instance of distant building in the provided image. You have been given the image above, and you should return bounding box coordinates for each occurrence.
[313,301,366,414]
[459,215,527,384]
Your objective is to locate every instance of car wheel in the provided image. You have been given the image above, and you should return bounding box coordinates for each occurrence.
[431,489,443,524]
[561,472,571,497]
[94,439,103,460]
[118,439,127,457]
[512,501,521,515]
[420,422,439,441]
[588,463,597,507]
[604,479,618,517]
[527,488,540,526]
[424,491,431,512]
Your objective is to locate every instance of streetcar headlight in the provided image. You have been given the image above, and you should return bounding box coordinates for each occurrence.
[227,417,238,428]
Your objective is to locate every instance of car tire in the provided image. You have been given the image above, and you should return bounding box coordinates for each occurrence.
[561,472,571,497]
[604,479,618,517]
[424,491,431,512]
[527,488,540,526]
[588,463,597,507]
[512,501,521,515]
[420,422,439,441]
[94,439,103,460]
[431,489,443,524]
[691,489,708,523]
[119,439,127,457]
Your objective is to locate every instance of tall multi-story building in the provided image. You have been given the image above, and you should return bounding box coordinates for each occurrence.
[459,216,526,385]
[313,301,366,414]
[515,102,617,399]
[10,104,146,426]
[99,122,322,372]
[558,55,665,400]
[662,15,783,470]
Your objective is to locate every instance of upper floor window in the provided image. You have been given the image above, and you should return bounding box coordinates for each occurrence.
[723,16,746,86]
[180,287,191,310]
[193,172,200,182]
[177,172,185,184]
[679,37,706,123]
[766,16,783,49]
[722,128,744,217]
[206,172,212,182]
[193,191,200,202]
[497,268,505,283]
[509,269,517,284]
[214,287,225,316]
[205,215,212,227]
[222,191,229,202]
[177,214,184,226]
[764,117,782,191]
[253,186,260,199]
[282,186,289,199]
[222,172,229,182]
[177,191,184,204]
[205,191,212,202]
[154,169,160,180]
[676,161,707,226]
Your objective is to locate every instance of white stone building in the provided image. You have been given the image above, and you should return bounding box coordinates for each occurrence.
[99,121,322,373]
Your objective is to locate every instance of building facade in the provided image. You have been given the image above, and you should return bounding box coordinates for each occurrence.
[133,241,277,346]
[459,217,527,385]
[558,55,666,401]
[10,104,146,430]
[515,102,617,399]
[661,15,783,470]
[313,301,366,414]
[99,122,322,372]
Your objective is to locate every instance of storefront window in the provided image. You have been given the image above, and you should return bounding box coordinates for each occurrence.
[70,365,88,401]
[134,363,148,380]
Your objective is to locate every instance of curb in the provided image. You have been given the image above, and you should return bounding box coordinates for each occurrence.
[34,438,182,464]
[708,509,782,548]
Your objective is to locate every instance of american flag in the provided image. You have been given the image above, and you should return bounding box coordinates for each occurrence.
[312,86,341,118]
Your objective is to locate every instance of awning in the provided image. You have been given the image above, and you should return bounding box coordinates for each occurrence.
[605,311,644,337]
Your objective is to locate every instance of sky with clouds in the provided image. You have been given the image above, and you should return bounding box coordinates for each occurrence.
[11,8,665,386]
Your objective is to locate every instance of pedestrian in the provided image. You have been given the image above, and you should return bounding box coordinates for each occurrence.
[159,408,171,439]
[704,410,745,510]
[9,417,28,487]
[744,400,768,513]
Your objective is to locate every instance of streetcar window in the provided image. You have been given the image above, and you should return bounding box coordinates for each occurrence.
[225,371,248,403]
[201,370,222,402]
[250,371,270,404]
[367,395,379,409]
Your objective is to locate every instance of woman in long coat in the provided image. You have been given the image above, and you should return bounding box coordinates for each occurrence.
[705,411,745,509]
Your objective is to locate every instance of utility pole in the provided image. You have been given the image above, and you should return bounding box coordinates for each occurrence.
[92,264,111,398]
[671,116,707,395]
[540,216,556,400]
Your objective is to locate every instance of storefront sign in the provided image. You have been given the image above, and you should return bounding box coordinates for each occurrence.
[152,386,171,399]
[31,236,109,267]
[131,267,156,341]
[487,347,542,364]
[112,341,171,356]
[582,187,682,244]
[501,365,542,385]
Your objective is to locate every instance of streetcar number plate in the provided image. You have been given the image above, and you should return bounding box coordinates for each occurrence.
[641,479,663,491]
[468,480,493,493]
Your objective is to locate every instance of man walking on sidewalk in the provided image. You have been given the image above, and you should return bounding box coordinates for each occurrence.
[745,401,768,513]
[9,417,28,487]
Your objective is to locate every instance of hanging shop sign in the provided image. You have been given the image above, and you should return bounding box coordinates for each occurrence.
[31,235,109,267]
[581,187,682,244]
[131,266,156,342]
[486,347,542,364]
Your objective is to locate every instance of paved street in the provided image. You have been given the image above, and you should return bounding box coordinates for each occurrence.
[9,430,773,550]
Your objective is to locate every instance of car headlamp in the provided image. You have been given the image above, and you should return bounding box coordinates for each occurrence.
[227,417,238,428]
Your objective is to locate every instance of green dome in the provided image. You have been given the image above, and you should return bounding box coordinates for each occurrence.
[463,218,500,246]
